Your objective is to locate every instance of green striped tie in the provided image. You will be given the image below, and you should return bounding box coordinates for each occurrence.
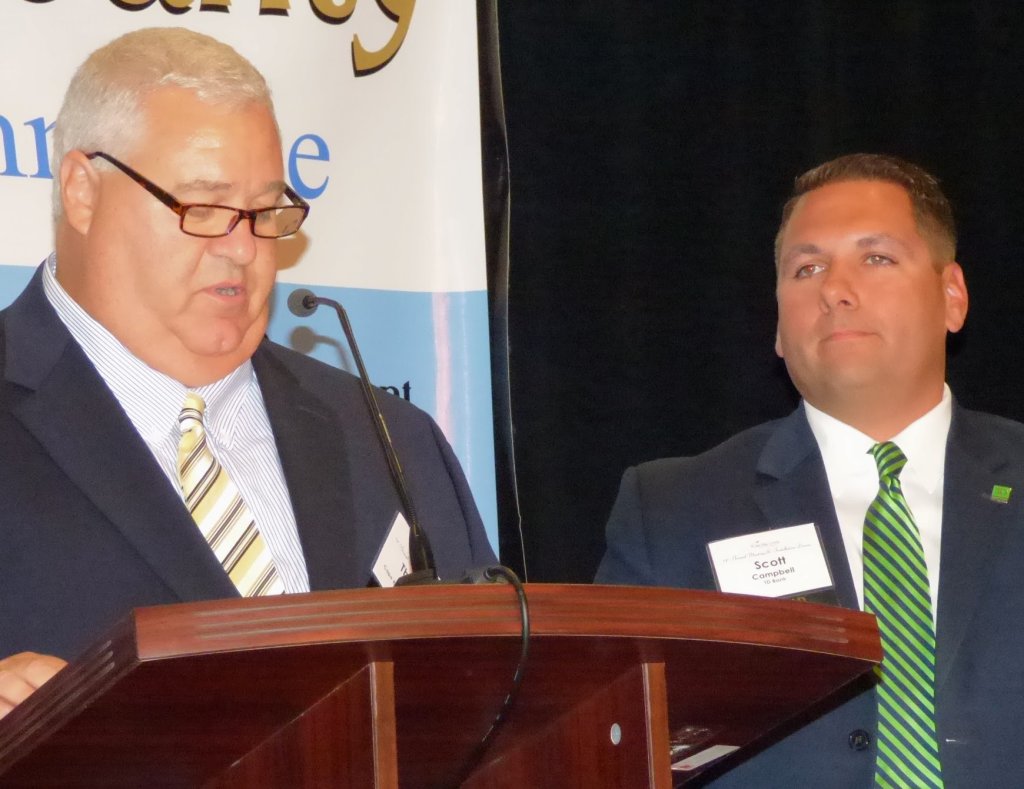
[863,442,942,788]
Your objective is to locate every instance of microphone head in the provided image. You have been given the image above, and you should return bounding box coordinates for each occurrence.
[287,288,319,317]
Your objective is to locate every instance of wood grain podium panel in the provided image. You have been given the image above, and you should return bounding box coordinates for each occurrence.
[0,584,880,787]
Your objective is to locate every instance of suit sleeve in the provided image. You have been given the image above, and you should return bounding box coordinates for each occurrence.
[594,466,659,585]
[427,417,498,567]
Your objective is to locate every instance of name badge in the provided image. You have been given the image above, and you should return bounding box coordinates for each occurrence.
[372,512,412,588]
[707,523,835,603]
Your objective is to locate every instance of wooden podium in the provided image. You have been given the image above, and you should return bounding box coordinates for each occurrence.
[0,584,879,788]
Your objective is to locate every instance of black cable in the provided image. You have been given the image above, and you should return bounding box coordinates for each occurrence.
[449,566,530,787]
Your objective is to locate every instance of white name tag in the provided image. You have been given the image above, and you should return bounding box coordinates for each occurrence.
[671,744,741,772]
[707,523,833,599]
[372,512,412,588]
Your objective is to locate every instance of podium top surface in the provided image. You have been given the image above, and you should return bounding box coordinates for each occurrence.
[119,582,879,660]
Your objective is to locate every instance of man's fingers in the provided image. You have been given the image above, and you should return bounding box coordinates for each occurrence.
[0,653,68,720]
[0,671,37,707]
[16,653,67,688]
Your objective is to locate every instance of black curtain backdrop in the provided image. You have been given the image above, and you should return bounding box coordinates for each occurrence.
[496,3,1024,582]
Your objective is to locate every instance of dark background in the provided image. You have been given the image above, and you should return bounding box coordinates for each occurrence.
[494,3,1024,582]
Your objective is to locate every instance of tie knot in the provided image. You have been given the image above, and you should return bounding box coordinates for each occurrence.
[870,441,907,482]
[179,392,207,433]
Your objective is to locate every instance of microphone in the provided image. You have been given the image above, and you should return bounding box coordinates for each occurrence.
[286,288,318,318]
[287,287,438,584]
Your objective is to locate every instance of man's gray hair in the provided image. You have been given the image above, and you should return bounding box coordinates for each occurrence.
[52,27,276,218]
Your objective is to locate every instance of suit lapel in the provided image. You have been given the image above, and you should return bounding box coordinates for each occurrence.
[5,269,235,602]
[934,406,1018,688]
[252,344,364,590]
[752,406,859,609]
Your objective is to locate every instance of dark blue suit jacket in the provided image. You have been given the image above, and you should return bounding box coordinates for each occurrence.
[0,268,495,660]
[596,404,1024,788]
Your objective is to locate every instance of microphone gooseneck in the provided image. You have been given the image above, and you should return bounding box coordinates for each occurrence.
[287,288,438,582]
[289,290,530,779]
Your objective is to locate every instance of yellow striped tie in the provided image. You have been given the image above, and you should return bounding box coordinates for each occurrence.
[177,393,283,597]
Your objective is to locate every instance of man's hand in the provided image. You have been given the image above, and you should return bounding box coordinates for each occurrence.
[0,652,67,721]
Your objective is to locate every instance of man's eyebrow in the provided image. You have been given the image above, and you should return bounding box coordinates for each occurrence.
[780,243,824,266]
[855,233,912,253]
[173,178,289,199]
[173,178,232,194]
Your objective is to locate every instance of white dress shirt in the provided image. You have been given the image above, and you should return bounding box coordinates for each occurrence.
[804,387,951,623]
[42,253,310,593]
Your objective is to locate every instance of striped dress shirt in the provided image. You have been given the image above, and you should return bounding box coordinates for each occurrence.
[41,253,311,593]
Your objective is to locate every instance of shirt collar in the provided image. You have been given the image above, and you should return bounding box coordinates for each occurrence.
[804,385,952,492]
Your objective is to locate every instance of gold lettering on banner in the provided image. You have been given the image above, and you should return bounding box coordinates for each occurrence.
[108,0,190,10]
[43,0,419,76]
[258,0,289,13]
[309,0,355,23]
[108,0,158,8]
[352,0,415,76]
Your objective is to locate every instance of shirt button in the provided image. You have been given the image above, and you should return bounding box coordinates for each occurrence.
[848,729,871,751]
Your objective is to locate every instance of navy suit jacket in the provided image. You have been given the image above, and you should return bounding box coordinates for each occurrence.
[596,404,1024,788]
[0,268,495,660]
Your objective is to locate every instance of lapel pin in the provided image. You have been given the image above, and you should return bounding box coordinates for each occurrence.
[991,485,1012,504]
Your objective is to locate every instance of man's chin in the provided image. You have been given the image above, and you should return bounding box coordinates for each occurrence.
[175,326,263,367]
[193,337,260,361]
[796,369,888,406]
[184,314,267,353]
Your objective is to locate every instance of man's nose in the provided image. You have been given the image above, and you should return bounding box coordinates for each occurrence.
[819,263,858,312]
[209,216,259,265]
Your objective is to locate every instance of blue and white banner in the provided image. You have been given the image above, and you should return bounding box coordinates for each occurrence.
[0,0,498,547]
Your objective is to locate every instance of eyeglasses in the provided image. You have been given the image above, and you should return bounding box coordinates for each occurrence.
[85,151,309,239]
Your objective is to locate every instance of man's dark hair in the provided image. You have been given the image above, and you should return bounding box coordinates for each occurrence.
[774,153,957,268]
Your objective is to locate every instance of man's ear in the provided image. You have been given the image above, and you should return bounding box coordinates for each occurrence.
[774,327,783,358]
[943,261,969,333]
[59,151,101,235]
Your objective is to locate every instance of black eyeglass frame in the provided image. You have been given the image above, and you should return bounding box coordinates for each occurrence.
[85,151,310,239]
